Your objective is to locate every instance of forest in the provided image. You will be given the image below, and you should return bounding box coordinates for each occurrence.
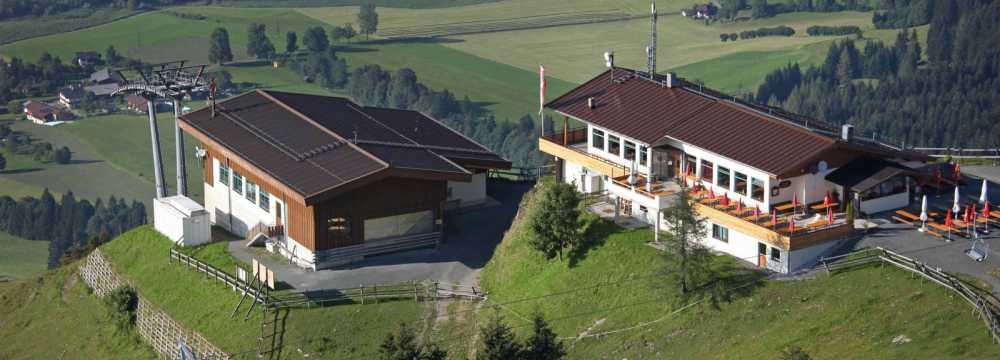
[753,0,1000,149]
[0,190,146,268]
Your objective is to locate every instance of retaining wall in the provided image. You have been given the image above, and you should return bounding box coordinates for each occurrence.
[79,249,231,360]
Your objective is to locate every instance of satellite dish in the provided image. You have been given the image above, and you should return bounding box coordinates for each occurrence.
[604,51,614,68]
[195,146,207,159]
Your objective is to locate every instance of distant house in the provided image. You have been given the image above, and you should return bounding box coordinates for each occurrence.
[24,101,54,124]
[73,51,101,67]
[84,83,119,97]
[59,86,88,109]
[683,4,717,19]
[89,68,122,85]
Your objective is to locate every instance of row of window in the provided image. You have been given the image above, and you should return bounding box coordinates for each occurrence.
[591,129,648,167]
[688,155,765,202]
[219,163,271,213]
[712,223,781,261]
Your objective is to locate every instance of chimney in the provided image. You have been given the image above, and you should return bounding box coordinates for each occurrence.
[841,124,854,142]
[587,97,596,109]
[665,72,676,88]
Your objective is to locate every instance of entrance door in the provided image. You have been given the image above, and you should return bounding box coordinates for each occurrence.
[757,243,768,267]
[275,202,283,225]
[618,197,633,217]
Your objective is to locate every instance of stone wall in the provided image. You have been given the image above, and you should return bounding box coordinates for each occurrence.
[79,250,231,360]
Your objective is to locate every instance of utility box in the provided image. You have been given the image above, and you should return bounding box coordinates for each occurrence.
[154,196,211,246]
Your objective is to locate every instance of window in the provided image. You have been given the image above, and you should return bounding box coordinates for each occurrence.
[624,141,636,162]
[259,190,270,212]
[717,166,731,190]
[591,129,605,151]
[608,135,621,156]
[218,163,230,186]
[245,180,257,203]
[770,247,781,261]
[751,177,765,202]
[734,171,748,196]
[712,224,729,243]
[685,155,698,177]
[861,176,908,200]
[701,159,714,183]
[232,171,243,195]
[327,217,350,243]
[638,145,648,166]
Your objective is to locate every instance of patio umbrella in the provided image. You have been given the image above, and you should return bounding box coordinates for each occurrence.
[792,192,799,215]
[827,206,834,224]
[754,206,761,223]
[772,209,778,229]
[953,186,961,217]
[708,187,716,199]
[983,201,991,234]
[824,191,832,207]
[980,179,989,204]
[788,215,796,234]
[721,193,730,206]
[628,160,636,186]
[953,162,962,183]
[945,209,953,241]
[964,205,972,236]
[919,195,928,232]
[736,199,743,214]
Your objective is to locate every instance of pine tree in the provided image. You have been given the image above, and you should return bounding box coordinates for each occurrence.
[285,31,298,54]
[246,23,275,59]
[478,313,522,360]
[524,312,565,360]
[209,28,234,64]
[302,26,330,53]
[378,323,447,360]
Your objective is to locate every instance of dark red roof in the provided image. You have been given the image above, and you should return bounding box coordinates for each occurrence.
[180,90,507,203]
[23,101,52,118]
[546,68,838,176]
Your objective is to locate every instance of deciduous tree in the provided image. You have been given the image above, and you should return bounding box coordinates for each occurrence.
[209,27,233,64]
[302,26,329,53]
[357,4,379,40]
[527,182,581,261]
[285,31,298,54]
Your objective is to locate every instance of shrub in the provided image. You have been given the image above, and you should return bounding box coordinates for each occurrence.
[104,286,139,332]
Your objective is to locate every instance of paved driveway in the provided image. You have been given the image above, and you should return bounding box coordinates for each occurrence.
[227,180,533,290]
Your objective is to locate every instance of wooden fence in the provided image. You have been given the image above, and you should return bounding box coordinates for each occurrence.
[820,247,1000,344]
[168,249,267,306]
[488,165,553,182]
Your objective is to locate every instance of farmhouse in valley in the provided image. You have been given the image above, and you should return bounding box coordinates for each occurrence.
[540,68,929,273]
[178,90,510,270]
[23,100,75,124]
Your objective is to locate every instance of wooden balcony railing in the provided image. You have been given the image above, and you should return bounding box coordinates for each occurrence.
[539,131,627,179]
[692,196,854,251]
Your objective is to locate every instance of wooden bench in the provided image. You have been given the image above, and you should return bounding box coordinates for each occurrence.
[926,229,944,238]
[892,216,915,226]
[895,210,922,222]
[811,202,839,211]
[773,202,798,213]
[928,222,963,236]
[807,219,831,228]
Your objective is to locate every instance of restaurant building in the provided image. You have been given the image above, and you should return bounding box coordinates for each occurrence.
[540,68,928,273]
[179,90,510,270]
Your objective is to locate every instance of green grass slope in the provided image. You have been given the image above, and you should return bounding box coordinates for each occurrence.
[101,226,423,359]
[477,182,1000,359]
[0,231,48,280]
[0,264,158,359]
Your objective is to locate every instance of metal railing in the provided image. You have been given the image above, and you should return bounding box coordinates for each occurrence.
[820,247,1000,344]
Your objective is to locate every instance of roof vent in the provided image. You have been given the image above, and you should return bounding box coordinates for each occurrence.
[587,97,596,109]
[841,124,854,142]
[666,72,676,88]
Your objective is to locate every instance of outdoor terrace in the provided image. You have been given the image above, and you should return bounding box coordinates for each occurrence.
[539,129,627,178]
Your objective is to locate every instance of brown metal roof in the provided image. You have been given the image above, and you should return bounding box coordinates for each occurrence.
[546,68,839,176]
[180,90,505,202]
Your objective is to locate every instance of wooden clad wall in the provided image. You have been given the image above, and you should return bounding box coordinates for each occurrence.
[312,177,446,251]
[200,142,315,249]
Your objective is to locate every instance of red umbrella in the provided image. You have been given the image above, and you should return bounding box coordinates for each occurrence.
[736,199,743,213]
[983,201,991,218]
[827,206,834,223]
[945,209,953,228]
[792,192,799,214]
[954,163,962,182]
[708,187,716,199]
[771,209,778,229]
[788,215,796,234]
[964,205,972,223]
[824,191,832,207]
[721,193,730,206]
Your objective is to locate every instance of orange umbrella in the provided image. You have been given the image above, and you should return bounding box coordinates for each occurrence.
[945,209,953,228]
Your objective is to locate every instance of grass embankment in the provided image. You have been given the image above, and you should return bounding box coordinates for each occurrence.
[474,182,1000,359]
[0,231,48,280]
[0,263,158,359]
[101,227,423,359]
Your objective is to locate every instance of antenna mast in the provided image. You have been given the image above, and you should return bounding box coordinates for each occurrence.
[647,1,657,79]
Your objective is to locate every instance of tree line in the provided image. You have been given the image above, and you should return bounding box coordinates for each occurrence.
[1,124,73,165]
[379,311,565,360]
[0,0,204,20]
[720,25,794,42]
[806,25,861,36]
[718,0,871,20]
[0,190,146,268]
[872,0,934,29]
[752,0,1000,148]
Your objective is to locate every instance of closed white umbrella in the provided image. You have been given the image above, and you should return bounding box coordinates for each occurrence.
[919,195,928,232]
[953,186,961,218]
[980,179,989,204]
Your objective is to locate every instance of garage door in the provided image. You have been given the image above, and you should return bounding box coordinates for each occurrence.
[363,210,435,241]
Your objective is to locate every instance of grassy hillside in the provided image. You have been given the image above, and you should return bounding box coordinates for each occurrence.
[473,182,1000,359]
[0,231,48,280]
[0,264,158,359]
[101,227,424,359]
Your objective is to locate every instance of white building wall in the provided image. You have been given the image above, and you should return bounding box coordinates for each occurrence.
[860,190,910,214]
[586,125,650,174]
[697,222,762,267]
[205,158,287,239]
[447,172,487,206]
[787,239,847,273]
[769,169,839,208]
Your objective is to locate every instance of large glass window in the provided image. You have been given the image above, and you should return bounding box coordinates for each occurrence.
[771,247,781,261]
[734,171,748,196]
[245,180,257,203]
[608,135,621,156]
[232,171,243,195]
[638,145,648,167]
[751,177,765,202]
[701,159,714,183]
[624,141,636,162]
[591,129,605,151]
[712,224,729,243]
[259,190,270,212]
[218,163,230,186]
[327,217,350,243]
[717,166,731,190]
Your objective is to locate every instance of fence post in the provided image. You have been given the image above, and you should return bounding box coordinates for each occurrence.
[360,285,365,305]
[413,281,418,302]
